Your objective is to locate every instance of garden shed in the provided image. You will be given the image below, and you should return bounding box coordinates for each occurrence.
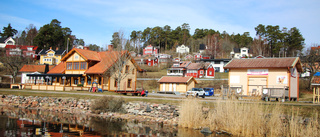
[157,76,197,93]
[224,57,303,101]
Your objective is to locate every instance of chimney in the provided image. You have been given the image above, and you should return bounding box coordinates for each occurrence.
[108,45,113,51]
[56,47,59,51]
[49,47,52,50]
[44,64,49,74]
[84,46,89,50]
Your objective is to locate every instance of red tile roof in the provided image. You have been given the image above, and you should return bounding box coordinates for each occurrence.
[224,57,303,72]
[47,62,65,74]
[55,48,141,74]
[312,77,320,85]
[5,45,37,50]
[158,76,197,84]
[19,65,54,73]
[61,48,100,61]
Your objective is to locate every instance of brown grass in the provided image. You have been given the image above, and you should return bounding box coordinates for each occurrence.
[179,99,320,136]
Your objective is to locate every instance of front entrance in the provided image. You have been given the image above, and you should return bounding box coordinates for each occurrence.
[248,77,267,96]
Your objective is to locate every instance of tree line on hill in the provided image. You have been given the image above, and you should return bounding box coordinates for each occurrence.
[1,19,305,58]
[111,23,305,58]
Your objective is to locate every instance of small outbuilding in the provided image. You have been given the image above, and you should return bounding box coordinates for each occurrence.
[224,57,303,101]
[158,76,197,93]
[311,72,320,103]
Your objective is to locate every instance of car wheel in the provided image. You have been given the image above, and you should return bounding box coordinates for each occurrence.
[202,94,205,98]
[196,94,198,98]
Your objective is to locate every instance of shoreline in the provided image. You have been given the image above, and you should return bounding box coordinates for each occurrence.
[0,94,179,127]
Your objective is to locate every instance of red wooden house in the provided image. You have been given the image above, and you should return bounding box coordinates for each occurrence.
[5,45,38,59]
[145,57,158,66]
[205,63,215,78]
[185,63,211,78]
[143,45,158,55]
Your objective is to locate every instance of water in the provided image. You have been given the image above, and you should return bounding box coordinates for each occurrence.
[0,106,228,137]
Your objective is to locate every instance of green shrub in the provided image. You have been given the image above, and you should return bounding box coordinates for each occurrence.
[77,84,83,87]
[90,96,126,114]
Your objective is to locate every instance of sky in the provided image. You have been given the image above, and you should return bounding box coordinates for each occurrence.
[0,0,319,50]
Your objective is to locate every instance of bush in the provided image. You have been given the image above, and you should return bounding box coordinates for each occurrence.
[90,96,126,114]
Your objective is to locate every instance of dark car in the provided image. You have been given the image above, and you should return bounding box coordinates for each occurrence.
[203,88,214,96]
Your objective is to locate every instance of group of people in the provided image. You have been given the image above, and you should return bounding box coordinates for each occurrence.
[141,89,148,97]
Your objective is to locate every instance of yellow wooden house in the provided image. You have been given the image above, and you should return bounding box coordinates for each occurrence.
[38,47,66,65]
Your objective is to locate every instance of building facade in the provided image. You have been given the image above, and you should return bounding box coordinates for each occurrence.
[224,57,302,101]
[38,47,66,65]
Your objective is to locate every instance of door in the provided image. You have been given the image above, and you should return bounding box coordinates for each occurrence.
[162,83,166,91]
[248,77,267,96]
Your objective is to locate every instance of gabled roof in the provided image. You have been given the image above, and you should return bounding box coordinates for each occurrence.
[50,49,141,74]
[199,44,206,50]
[39,48,66,55]
[0,37,8,43]
[172,61,191,68]
[19,64,54,73]
[5,45,38,50]
[47,62,65,74]
[224,57,303,72]
[187,63,204,70]
[157,76,197,84]
[61,48,100,61]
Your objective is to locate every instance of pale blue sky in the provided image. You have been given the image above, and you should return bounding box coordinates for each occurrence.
[0,0,319,50]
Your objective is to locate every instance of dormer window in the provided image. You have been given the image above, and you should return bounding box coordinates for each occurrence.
[48,53,54,56]
[27,47,32,51]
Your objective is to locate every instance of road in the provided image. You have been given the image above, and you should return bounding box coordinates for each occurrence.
[1,89,320,106]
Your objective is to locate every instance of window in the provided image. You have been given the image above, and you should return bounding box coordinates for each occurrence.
[73,62,79,70]
[127,79,132,88]
[67,62,72,70]
[242,50,246,52]
[27,47,32,51]
[48,53,54,56]
[209,71,212,75]
[132,68,135,74]
[114,79,118,87]
[80,62,87,70]
[75,55,79,59]
[125,65,129,73]
[200,70,203,74]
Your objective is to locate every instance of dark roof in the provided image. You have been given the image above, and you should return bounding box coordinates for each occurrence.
[233,48,240,53]
[199,44,206,50]
[224,57,303,72]
[39,48,66,55]
[199,59,231,62]
[0,37,8,43]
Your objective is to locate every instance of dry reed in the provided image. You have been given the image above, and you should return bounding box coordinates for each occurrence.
[179,99,320,137]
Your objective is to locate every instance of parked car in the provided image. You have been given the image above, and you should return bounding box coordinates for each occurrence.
[203,87,214,96]
[186,88,206,98]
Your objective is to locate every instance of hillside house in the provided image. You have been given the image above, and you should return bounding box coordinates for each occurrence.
[38,47,66,65]
[185,63,211,78]
[230,47,253,58]
[224,57,303,101]
[176,45,190,54]
[143,45,158,56]
[167,61,191,76]
[197,58,231,73]
[25,48,141,91]
[5,45,38,59]
[0,37,15,48]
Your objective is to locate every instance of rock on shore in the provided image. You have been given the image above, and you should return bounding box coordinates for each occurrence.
[0,95,179,126]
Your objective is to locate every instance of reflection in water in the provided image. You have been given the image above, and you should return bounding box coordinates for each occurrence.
[0,106,228,137]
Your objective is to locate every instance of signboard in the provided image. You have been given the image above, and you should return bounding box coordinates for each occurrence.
[276,76,287,84]
[247,69,268,75]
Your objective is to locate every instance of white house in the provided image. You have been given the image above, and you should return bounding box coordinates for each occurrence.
[176,45,190,54]
[0,37,15,48]
[196,59,231,73]
[230,47,253,58]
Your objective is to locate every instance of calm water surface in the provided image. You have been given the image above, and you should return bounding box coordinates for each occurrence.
[0,106,227,137]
